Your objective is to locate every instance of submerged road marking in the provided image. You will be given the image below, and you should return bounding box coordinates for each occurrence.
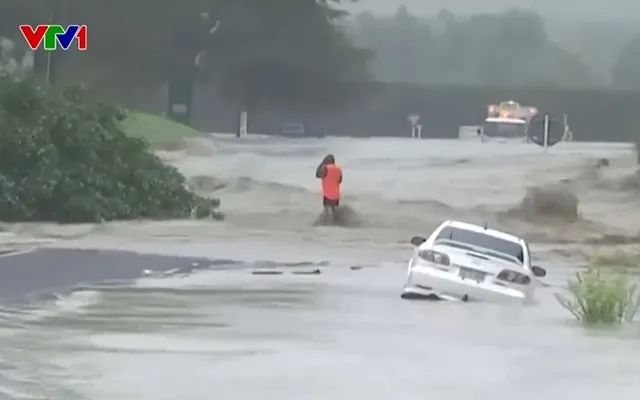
[0,247,38,258]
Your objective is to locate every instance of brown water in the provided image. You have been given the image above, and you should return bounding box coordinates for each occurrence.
[0,136,639,399]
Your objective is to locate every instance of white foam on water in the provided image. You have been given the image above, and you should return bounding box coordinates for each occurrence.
[1,138,639,399]
[0,137,636,254]
[0,290,107,400]
[85,332,271,355]
[133,267,227,289]
[0,384,40,400]
[0,290,103,333]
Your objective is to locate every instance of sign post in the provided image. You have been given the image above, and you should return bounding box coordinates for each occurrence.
[166,13,220,127]
[543,114,549,152]
[408,114,421,139]
[237,110,248,137]
[20,0,86,86]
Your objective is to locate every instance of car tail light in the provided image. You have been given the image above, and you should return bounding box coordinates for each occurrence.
[418,250,450,266]
[496,269,530,285]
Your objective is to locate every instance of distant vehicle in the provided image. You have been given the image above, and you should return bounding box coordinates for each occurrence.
[487,100,538,121]
[480,117,528,142]
[477,100,538,142]
[402,220,546,302]
[274,122,327,139]
[459,100,572,147]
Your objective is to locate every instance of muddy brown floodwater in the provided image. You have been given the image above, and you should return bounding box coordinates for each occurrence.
[0,137,639,399]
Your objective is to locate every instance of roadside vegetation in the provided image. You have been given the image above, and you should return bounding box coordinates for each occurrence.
[555,256,640,326]
[0,74,223,223]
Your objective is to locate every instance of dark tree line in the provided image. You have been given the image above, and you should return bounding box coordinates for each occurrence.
[0,0,372,112]
[349,6,640,89]
[612,34,640,89]
[1,0,639,111]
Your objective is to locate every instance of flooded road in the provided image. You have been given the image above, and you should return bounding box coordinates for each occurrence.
[0,249,638,400]
[1,136,639,399]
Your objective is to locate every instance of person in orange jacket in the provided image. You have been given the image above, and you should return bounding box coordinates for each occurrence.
[315,154,342,222]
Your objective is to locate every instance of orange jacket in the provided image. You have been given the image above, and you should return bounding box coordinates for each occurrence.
[320,163,342,200]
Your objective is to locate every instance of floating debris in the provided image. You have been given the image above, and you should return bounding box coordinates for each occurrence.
[251,270,284,275]
[291,269,321,275]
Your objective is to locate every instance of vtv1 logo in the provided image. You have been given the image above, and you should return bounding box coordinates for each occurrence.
[19,25,87,51]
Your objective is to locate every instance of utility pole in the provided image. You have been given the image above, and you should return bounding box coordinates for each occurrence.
[33,0,63,85]
[166,11,220,126]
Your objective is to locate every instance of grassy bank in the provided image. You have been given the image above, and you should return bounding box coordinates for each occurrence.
[121,112,200,149]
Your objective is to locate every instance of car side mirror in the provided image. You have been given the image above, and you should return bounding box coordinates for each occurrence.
[531,265,546,277]
[410,236,426,246]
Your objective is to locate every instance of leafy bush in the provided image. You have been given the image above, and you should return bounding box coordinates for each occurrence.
[554,267,640,326]
[0,74,223,222]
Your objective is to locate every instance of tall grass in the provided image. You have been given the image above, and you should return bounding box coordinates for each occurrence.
[555,266,640,326]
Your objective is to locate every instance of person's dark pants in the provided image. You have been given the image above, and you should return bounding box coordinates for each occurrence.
[323,197,339,208]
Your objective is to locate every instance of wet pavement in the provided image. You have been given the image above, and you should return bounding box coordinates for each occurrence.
[0,249,215,305]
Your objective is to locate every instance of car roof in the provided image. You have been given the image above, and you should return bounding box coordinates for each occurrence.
[443,220,524,244]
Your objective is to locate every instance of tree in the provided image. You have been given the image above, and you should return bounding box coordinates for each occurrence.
[611,34,640,89]
[350,6,433,83]
[349,8,595,87]
[434,9,455,33]
[203,0,371,112]
[1,0,371,112]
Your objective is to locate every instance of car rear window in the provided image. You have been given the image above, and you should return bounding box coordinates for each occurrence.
[435,226,524,263]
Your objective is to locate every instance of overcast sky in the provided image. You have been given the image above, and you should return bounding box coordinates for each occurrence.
[346,0,640,21]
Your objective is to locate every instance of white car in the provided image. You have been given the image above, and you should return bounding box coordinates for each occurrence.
[402,220,546,302]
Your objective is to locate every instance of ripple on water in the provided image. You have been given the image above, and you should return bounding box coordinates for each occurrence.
[1,138,639,399]
[0,263,638,399]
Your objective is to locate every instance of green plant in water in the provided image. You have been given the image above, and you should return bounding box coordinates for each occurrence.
[555,267,640,326]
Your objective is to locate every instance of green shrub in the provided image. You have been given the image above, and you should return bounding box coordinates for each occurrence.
[554,267,640,326]
[0,74,223,223]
